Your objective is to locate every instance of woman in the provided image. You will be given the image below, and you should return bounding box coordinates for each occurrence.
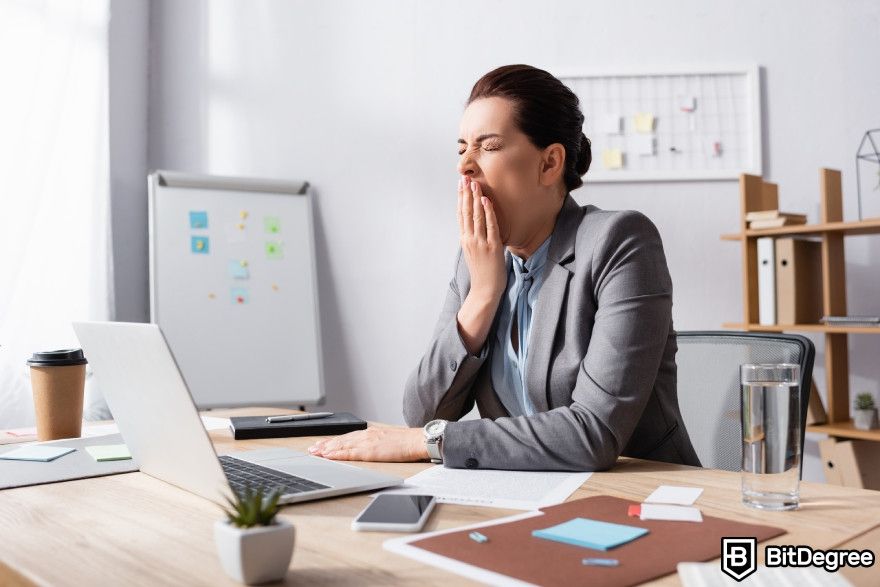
[309,64,700,471]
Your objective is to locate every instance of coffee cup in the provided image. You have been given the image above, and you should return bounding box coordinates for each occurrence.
[27,349,88,441]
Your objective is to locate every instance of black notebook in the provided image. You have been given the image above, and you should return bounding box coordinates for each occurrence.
[229,412,367,440]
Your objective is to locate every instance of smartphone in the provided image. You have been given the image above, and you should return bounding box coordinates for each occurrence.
[351,494,437,532]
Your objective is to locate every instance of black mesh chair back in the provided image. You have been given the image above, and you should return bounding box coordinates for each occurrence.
[675,331,815,473]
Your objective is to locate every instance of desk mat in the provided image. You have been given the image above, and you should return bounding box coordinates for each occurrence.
[409,495,785,587]
[0,433,138,490]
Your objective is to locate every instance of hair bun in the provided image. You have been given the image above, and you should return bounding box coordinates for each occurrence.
[575,132,592,176]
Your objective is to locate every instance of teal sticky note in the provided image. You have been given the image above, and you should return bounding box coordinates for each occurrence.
[231,287,249,304]
[191,236,210,254]
[532,518,649,551]
[228,260,250,279]
[0,445,76,462]
[265,241,283,260]
[189,211,208,229]
[264,216,281,234]
[85,444,132,462]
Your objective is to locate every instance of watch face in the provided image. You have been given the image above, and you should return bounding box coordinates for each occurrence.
[425,420,446,437]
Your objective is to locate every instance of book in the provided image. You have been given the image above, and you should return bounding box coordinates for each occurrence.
[745,210,808,222]
[820,316,880,326]
[757,237,776,325]
[749,216,808,229]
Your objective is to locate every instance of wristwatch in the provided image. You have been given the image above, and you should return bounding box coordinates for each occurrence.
[423,419,447,464]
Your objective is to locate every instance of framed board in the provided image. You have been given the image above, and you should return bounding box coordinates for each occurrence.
[148,171,324,408]
[556,65,762,182]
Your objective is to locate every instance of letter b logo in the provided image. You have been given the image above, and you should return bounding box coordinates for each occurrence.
[721,537,757,581]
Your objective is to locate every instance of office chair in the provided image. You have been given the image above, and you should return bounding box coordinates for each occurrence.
[675,331,815,474]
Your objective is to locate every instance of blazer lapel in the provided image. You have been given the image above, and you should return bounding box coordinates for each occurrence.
[525,195,581,413]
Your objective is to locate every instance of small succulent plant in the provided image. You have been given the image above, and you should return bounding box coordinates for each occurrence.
[222,485,283,529]
[854,392,876,411]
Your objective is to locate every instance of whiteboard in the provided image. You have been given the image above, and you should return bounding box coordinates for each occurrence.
[148,171,324,408]
[556,65,762,182]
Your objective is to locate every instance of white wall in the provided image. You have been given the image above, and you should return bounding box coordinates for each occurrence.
[133,0,880,480]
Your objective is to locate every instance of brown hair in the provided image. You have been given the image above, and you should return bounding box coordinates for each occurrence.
[467,64,591,191]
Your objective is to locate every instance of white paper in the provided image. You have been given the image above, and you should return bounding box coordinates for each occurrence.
[384,510,544,587]
[379,466,591,510]
[678,562,854,586]
[644,485,703,505]
[634,134,656,156]
[596,113,622,134]
[640,503,703,522]
[200,416,231,431]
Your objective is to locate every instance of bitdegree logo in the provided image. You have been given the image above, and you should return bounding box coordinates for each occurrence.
[766,545,875,572]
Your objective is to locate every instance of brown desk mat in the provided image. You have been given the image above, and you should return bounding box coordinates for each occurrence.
[409,495,785,587]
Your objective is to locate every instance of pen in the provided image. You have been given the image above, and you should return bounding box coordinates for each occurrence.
[266,412,334,423]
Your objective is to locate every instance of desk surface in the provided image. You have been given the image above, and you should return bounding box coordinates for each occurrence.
[1,407,878,587]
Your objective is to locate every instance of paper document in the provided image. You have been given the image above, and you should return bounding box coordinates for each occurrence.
[379,465,591,510]
[640,503,703,522]
[644,485,703,505]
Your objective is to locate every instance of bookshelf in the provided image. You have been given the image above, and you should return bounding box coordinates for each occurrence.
[723,168,880,445]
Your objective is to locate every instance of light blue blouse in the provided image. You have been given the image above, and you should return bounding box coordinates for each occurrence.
[490,236,552,417]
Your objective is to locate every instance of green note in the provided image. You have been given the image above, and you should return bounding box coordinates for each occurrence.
[85,444,132,462]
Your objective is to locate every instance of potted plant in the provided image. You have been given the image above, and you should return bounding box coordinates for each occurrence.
[214,486,294,585]
[853,392,879,430]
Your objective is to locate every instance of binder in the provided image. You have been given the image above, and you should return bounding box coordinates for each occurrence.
[820,438,880,490]
[757,237,776,324]
[775,238,823,324]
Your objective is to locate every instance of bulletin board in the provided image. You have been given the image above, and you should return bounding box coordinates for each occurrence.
[148,171,324,408]
[557,66,762,182]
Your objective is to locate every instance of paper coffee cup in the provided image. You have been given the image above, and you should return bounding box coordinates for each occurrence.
[27,349,88,441]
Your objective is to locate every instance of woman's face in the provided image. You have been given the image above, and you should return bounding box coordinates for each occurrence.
[457,96,562,247]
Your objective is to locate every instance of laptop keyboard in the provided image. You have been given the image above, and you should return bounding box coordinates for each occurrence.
[219,455,330,496]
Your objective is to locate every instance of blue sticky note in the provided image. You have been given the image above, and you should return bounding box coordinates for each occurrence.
[228,260,249,279]
[231,287,249,304]
[191,236,209,254]
[532,518,648,551]
[0,445,76,462]
[189,211,208,229]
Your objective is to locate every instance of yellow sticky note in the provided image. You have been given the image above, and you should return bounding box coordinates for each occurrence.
[634,113,655,133]
[239,211,249,220]
[601,148,623,170]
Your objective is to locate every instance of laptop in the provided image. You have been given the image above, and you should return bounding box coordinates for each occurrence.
[72,321,402,504]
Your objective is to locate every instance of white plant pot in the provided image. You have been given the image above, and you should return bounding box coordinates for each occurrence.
[214,519,295,585]
[853,408,879,430]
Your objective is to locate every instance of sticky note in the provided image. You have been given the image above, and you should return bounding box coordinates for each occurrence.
[239,210,249,220]
[264,216,281,234]
[191,236,209,254]
[532,518,648,551]
[634,112,655,133]
[678,96,696,112]
[634,134,656,156]
[85,444,132,462]
[644,485,703,505]
[231,287,249,304]
[189,211,208,229]
[601,148,623,170]
[596,113,622,135]
[0,445,76,462]
[228,260,250,279]
[265,241,283,260]
[639,504,703,523]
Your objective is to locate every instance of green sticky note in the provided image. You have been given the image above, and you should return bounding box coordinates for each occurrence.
[264,216,281,234]
[85,444,132,462]
[265,241,283,260]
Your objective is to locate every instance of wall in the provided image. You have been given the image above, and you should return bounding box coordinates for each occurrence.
[134,0,880,481]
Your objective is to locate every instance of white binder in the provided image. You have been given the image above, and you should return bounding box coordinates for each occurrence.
[757,237,776,325]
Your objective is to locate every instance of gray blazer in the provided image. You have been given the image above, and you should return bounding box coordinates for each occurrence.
[403,194,701,471]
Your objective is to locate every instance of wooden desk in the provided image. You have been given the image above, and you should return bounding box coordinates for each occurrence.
[1,407,878,586]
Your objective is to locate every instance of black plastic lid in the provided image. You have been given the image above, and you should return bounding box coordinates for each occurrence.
[26,349,88,367]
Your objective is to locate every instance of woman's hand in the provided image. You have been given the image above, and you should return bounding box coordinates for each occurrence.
[458,177,506,302]
[308,426,428,462]
[455,177,507,355]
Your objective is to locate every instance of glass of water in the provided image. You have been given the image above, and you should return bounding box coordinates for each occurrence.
[740,363,801,510]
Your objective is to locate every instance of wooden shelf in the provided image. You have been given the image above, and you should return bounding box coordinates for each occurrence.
[723,322,880,335]
[720,216,880,241]
[807,421,880,442]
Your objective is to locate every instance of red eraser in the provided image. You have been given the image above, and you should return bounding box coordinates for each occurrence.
[627,504,641,517]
